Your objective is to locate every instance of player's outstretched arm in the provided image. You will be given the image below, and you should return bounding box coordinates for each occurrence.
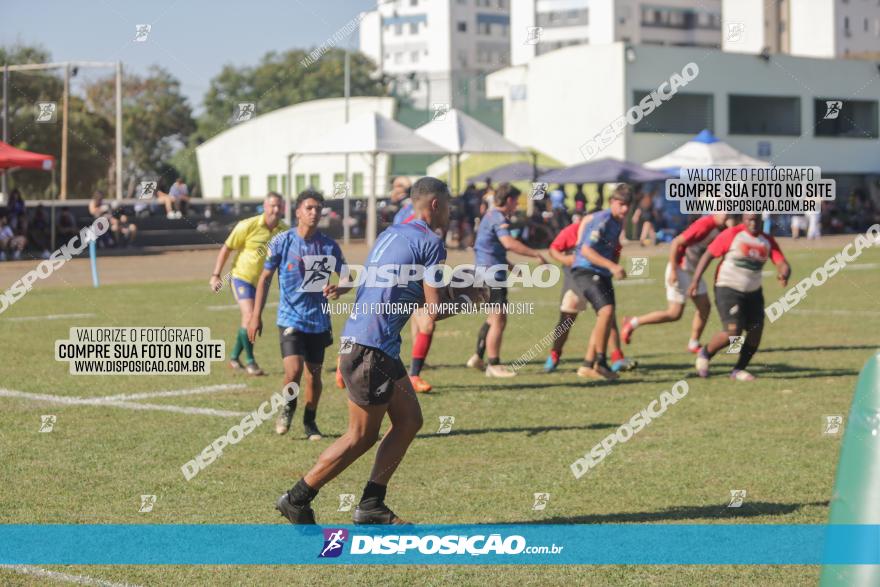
[688,250,714,298]
[499,235,547,265]
[210,245,232,292]
[247,268,275,342]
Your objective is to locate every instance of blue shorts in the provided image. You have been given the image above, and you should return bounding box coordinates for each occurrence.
[232,278,256,301]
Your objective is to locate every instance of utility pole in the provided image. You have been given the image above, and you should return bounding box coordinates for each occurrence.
[60,63,70,200]
[2,64,8,199]
[115,61,123,200]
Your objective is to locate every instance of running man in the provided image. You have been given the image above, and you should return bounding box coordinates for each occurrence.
[248,190,351,440]
[210,192,287,376]
[275,177,487,525]
[466,183,547,377]
[571,184,632,380]
[689,213,790,381]
[544,217,635,373]
[621,214,728,353]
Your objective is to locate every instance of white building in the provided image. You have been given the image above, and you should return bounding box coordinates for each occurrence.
[359,0,511,113]
[487,43,880,186]
[195,97,396,199]
[723,0,880,59]
[511,0,722,66]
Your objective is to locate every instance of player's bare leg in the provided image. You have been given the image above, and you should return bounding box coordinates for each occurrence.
[484,310,514,377]
[302,361,323,439]
[276,355,304,434]
[690,294,712,349]
[696,322,741,378]
[578,305,617,380]
[409,311,435,392]
[621,302,684,344]
[544,311,578,372]
[731,323,763,381]
[232,297,262,375]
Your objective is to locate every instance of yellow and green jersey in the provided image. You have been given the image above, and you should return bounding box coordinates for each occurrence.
[225,214,289,285]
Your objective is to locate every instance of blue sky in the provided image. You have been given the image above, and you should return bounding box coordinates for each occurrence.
[1,0,376,112]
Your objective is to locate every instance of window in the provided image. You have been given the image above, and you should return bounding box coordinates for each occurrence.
[411,51,419,63]
[222,176,233,199]
[632,92,714,134]
[281,175,289,197]
[267,175,278,193]
[309,174,320,189]
[729,95,801,135]
[394,52,403,64]
[352,172,364,196]
[333,173,346,189]
[410,0,418,5]
[395,23,403,35]
[457,21,467,32]
[410,22,419,34]
[239,175,250,198]
[295,174,306,194]
[478,22,491,34]
[814,98,879,138]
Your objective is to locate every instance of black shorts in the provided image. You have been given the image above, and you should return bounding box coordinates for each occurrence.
[714,287,764,330]
[488,286,508,305]
[339,343,407,406]
[571,268,615,311]
[278,327,332,364]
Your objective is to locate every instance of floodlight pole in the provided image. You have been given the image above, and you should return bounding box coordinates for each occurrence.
[115,61,123,200]
[60,64,70,200]
[2,64,8,199]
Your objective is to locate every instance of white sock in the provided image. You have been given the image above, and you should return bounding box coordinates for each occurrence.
[629,317,639,329]
[688,339,700,349]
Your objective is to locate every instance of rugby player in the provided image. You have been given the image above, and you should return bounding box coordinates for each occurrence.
[248,189,351,440]
[689,213,791,381]
[571,184,632,380]
[621,214,728,353]
[543,216,635,373]
[209,192,287,376]
[275,177,487,525]
[466,183,547,377]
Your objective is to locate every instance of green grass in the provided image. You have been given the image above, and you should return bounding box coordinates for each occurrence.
[1,245,878,585]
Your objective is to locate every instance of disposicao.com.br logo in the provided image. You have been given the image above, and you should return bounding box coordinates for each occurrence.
[318,531,563,558]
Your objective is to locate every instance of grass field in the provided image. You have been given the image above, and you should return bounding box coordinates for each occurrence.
[0,241,878,585]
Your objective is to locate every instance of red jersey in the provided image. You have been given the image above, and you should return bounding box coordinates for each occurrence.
[707,224,785,292]
[676,215,721,272]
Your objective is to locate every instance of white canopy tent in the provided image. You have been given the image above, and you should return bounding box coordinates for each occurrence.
[289,112,448,245]
[644,129,770,170]
[415,107,531,210]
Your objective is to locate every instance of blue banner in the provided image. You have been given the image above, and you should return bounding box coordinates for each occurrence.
[1,525,878,565]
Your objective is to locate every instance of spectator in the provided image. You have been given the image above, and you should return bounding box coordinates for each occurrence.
[0,214,26,261]
[459,183,479,249]
[631,192,657,246]
[590,183,605,213]
[790,214,808,239]
[549,184,566,211]
[573,184,587,214]
[112,207,138,247]
[6,188,26,233]
[169,177,190,218]
[57,206,79,241]
[88,190,118,247]
[28,204,52,258]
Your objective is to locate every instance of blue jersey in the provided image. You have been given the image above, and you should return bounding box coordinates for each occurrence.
[573,210,621,277]
[264,229,345,333]
[474,208,511,268]
[393,200,413,225]
[342,219,446,358]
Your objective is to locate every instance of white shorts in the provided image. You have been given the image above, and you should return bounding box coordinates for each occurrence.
[560,288,588,313]
[665,263,707,304]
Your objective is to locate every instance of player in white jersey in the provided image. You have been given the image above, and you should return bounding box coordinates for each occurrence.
[688,214,790,381]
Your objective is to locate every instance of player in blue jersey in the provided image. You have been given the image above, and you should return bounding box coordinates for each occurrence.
[275,177,487,525]
[248,189,351,440]
[571,184,632,380]
[466,183,547,377]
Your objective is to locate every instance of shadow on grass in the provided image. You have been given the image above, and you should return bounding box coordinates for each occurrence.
[759,344,876,354]
[512,500,829,524]
[419,422,619,439]
[433,378,650,392]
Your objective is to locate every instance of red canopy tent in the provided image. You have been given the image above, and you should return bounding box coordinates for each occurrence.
[0,141,55,170]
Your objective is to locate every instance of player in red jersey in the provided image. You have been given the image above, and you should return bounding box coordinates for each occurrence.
[621,214,728,353]
[689,213,790,381]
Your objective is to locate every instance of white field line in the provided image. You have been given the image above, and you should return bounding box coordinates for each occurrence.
[207,301,278,311]
[94,383,246,402]
[761,262,878,277]
[0,388,247,418]
[3,313,96,322]
[0,565,142,587]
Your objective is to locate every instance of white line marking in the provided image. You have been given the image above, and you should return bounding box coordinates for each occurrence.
[0,565,141,587]
[0,388,247,418]
[207,302,278,311]
[3,313,96,322]
[95,383,247,402]
[617,278,655,286]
